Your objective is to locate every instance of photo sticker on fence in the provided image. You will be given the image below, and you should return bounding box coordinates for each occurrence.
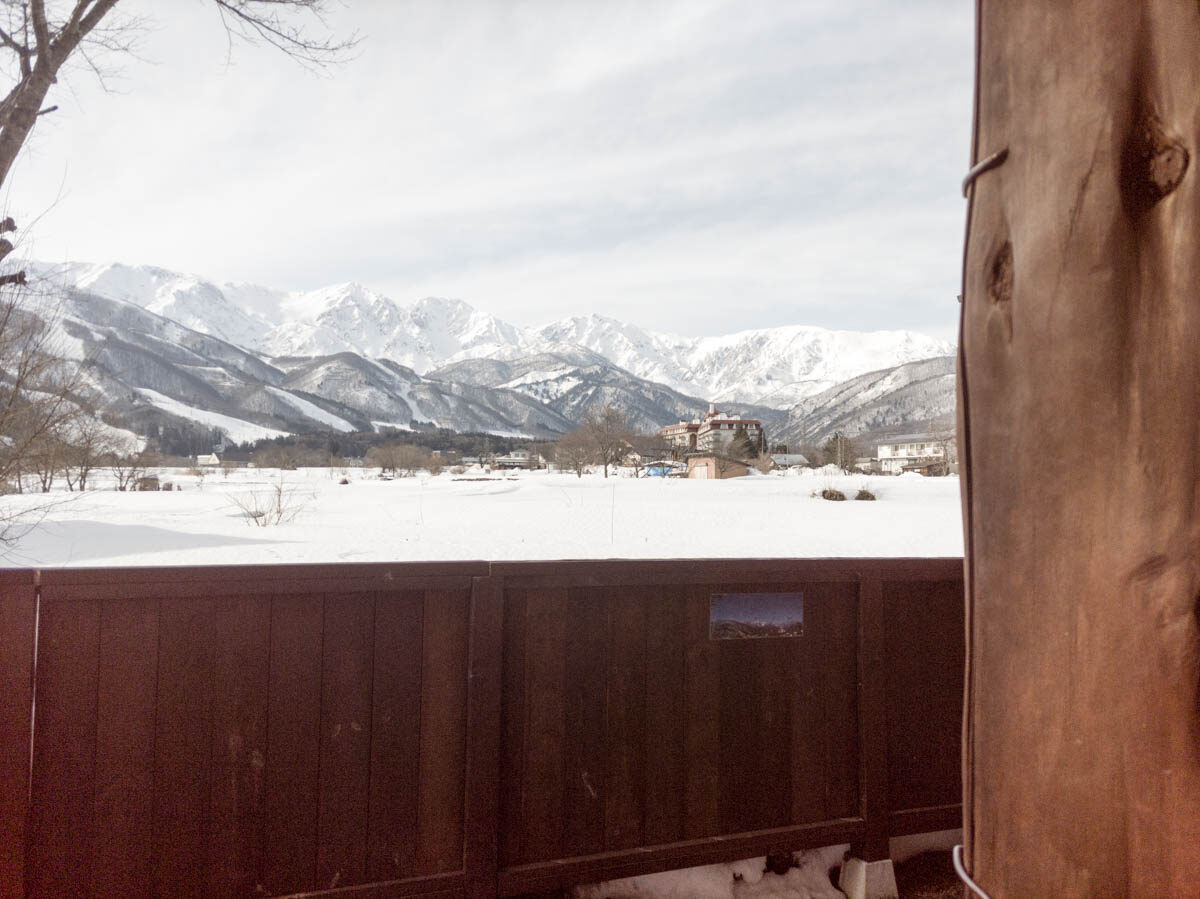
[709,592,804,639]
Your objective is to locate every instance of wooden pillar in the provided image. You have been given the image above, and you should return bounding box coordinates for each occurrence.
[961,1,1200,894]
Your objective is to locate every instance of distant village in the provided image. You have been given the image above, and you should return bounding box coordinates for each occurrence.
[179,403,957,484]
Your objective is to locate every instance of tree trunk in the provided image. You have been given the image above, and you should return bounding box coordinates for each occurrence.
[960,1,1200,894]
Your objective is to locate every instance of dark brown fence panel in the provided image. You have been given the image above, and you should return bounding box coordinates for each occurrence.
[16,558,961,898]
[0,570,35,899]
[493,562,869,895]
[884,577,966,835]
[29,564,484,899]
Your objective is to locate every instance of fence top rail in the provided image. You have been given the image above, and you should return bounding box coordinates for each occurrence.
[0,568,36,587]
[10,557,964,593]
[489,556,964,586]
[35,560,489,599]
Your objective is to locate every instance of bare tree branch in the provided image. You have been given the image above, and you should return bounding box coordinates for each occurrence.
[212,0,359,68]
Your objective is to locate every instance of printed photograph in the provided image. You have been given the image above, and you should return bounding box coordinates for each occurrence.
[709,592,805,640]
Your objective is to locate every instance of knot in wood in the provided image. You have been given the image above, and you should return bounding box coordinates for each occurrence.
[987,241,1013,306]
[1125,111,1189,207]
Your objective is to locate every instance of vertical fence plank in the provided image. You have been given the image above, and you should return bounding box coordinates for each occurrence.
[498,588,527,867]
[264,593,325,894]
[153,596,217,898]
[821,582,861,821]
[683,584,720,839]
[518,587,569,862]
[759,634,796,830]
[884,580,965,815]
[561,587,608,858]
[718,635,761,835]
[27,596,101,897]
[604,589,647,851]
[367,590,424,881]
[790,594,826,825]
[643,585,686,846]
[207,595,271,896]
[90,597,159,898]
[413,589,470,875]
[463,577,504,899]
[316,592,376,890]
[0,575,35,899]
[856,577,890,861]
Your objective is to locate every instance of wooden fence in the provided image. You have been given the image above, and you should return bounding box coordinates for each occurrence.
[0,558,964,898]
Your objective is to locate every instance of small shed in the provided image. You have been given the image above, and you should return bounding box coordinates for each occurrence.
[770,452,810,468]
[686,454,750,480]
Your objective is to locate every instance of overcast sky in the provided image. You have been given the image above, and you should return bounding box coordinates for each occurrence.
[5,0,973,339]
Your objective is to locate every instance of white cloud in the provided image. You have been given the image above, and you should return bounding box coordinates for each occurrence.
[4,0,972,340]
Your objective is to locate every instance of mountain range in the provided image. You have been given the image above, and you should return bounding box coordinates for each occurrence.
[28,261,957,450]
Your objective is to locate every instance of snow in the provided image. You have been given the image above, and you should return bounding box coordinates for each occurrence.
[132,388,290,444]
[573,846,848,899]
[2,469,963,568]
[264,386,356,432]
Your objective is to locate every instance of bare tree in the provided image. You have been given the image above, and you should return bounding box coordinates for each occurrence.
[365,442,398,477]
[581,405,634,478]
[553,429,592,478]
[0,2,356,219]
[393,443,427,478]
[61,401,117,491]
[0,287,79,493]
[823,431,855,472]
[750,453,775,475]
[108,441,151,491]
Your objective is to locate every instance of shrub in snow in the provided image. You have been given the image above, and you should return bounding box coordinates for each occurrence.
[820,488,846,501]
[338,477,350,485]
[855,488,876,501]
[230,479,308,526]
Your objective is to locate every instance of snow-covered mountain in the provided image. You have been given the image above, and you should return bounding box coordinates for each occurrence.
[779,355,957,447]
[535,314,953,405]
[31,262,953,410]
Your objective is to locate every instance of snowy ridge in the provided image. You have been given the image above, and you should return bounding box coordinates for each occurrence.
[37,261,954,411]
[779,355,957,446]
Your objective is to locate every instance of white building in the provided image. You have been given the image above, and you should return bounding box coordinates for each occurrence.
[875,435,955,475]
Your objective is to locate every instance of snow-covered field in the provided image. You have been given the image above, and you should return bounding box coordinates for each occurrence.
[2,466,962,568]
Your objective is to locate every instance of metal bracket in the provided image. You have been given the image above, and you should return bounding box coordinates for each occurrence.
[953,844,994,899]
[962,148,1010,197]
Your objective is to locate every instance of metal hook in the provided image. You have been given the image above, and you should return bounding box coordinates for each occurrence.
[962,148,1010,197]
[953,845,994,899]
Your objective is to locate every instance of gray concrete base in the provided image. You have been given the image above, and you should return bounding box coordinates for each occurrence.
[838,857,899,899]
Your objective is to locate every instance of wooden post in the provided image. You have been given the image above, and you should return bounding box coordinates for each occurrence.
[962,2,1200,892]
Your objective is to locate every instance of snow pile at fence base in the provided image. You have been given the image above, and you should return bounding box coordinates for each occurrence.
[573,845,848,899]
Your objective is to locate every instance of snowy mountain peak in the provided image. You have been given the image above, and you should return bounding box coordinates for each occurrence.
[39,259,954,410]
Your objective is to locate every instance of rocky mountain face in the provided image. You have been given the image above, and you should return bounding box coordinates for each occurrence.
[29,261,955,448]
[778,355,957,448]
